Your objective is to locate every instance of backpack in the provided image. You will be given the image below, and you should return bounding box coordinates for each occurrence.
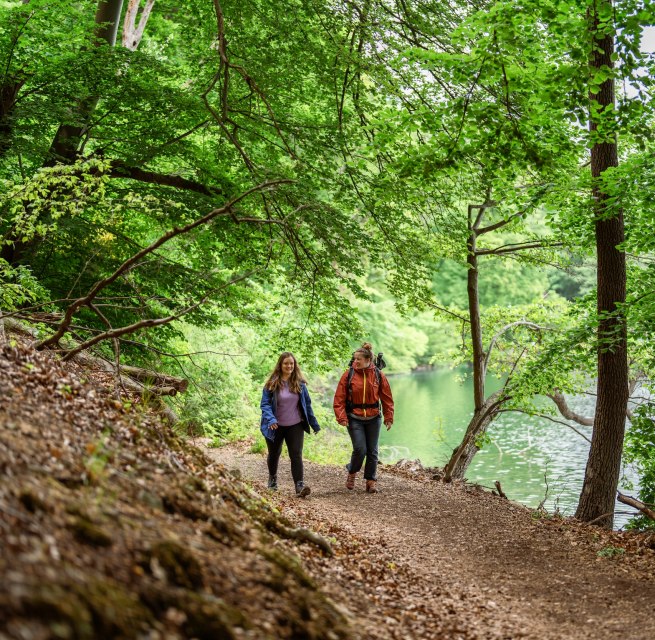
[345,353,387,413]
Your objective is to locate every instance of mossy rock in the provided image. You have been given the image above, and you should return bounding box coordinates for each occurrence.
[16,576,152,639]
[73,578,153,637]
[162,491,210,521]
[204,514,244,546]
[259,547,316,590]
[20,583,94,639]
[68,517,113,547]
[184,476,207,493]
[18,488,49,513]
[147,540,204,589]
[181,593,246,640]
[139,584,247,640]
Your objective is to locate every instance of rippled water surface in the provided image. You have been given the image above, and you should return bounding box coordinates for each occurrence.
[379,368,637,528]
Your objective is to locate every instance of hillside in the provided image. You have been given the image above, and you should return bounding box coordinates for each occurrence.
[2,335,655,640]
[0,338,350,639]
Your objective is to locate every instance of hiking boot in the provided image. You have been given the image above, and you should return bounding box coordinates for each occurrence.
[295,481,310,498]
[346,471,357,490]
[365,480,378,494]
[267,475,278,491]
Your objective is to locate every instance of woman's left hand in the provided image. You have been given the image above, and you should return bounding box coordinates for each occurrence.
[385,421,392,431]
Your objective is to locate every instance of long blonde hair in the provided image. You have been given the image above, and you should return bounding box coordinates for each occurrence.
[264,352,306,393]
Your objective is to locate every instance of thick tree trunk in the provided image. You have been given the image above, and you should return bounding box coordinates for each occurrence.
[575,0,628,529]
[443,390,504,481]
[49,0,124,163]
[2,0,125,266]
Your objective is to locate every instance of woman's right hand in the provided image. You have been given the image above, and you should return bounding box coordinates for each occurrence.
[270,423,278,430]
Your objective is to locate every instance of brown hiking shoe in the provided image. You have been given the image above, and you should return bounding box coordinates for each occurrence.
[366,480,378,493]
[346,472,357,490]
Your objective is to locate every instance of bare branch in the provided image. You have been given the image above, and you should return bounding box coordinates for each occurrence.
[617,492,655,520]
[108,160,222,197]
[35,180,290,350]
[547,390,594,427]
[61,270,255,361]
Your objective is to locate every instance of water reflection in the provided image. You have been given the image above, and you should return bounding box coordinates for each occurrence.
[380,368,638,528]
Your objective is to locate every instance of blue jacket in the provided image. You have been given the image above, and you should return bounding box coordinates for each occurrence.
[260,383,321,441]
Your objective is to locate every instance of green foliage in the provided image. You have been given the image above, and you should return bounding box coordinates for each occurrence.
[0,259,48,310]
[597,546,626,558]
[623,403,655,531]
[2,0,424,360]
[1,0,655,502]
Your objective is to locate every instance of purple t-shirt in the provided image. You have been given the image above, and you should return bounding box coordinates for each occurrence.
[276,381,303,426]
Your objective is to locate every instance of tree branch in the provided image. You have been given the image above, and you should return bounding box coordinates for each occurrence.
[35,179,290,350]
[617,492,655,520]
[108,160,223,197]
[546,391,594,427]
[505,408,592,443]
[476,241,564,256]
[425,302,470,323]
[61,270,255,361]
[484,321,545,377]
[476,210,528,235]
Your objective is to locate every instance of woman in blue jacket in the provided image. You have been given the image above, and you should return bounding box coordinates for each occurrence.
[260,351,320,497]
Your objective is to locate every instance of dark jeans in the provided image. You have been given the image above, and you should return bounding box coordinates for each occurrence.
[346,415,381,481]
[266,422,305,483]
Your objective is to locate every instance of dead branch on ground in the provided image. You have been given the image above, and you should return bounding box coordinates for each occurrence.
[617,493,655,521]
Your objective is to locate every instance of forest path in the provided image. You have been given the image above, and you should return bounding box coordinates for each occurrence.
[205,440,655,640]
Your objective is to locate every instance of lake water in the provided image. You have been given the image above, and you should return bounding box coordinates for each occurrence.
[379,368,638,529]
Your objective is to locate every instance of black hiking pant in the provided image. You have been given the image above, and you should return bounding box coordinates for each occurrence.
[266,421,305,483]
[346,415,381,480]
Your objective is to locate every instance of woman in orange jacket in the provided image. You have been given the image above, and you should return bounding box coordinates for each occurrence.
[333,342,394,493]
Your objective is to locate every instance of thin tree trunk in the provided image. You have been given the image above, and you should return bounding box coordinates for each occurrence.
[575,0,628,529]
[123,0,155,50]
[467,225,485,411]
[443,390,504,481]
[442,201,494,481]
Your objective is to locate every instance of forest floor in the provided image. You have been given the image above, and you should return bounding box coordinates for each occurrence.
[2,332,655,640]
[205,440,655,640]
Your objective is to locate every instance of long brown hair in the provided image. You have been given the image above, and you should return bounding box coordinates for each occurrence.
[264,352,307,393]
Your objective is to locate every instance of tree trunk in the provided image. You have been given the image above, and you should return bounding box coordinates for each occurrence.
[443,203,496,481]
[2,0,125,266]
[575,0,628,529]
[49,0,124,163]
[467,226,485,411]
[443,390,504,481]
[0,78,24,159]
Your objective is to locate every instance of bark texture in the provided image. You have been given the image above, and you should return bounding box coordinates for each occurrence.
[443,390,504,482]
[575,0,628,529]
[49,0,125,163]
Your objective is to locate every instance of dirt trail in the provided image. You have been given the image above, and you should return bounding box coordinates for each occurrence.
[206,441,655,640]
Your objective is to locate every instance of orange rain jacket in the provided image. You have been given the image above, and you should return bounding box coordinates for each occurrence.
[333,364,394,425]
